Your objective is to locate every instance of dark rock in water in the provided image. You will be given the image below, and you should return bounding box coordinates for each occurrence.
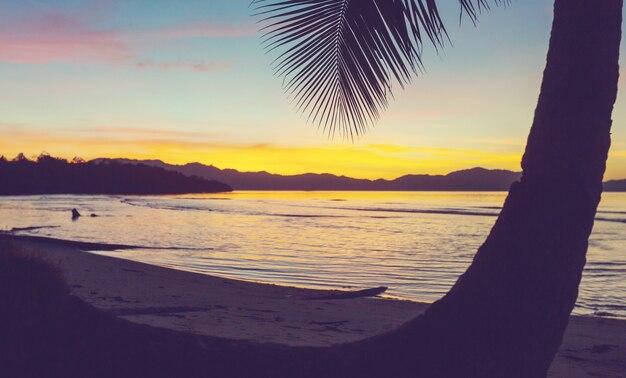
[71,209,81,219]
[90,213,98,217]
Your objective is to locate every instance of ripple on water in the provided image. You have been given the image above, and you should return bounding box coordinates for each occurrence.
[2,191,625,319]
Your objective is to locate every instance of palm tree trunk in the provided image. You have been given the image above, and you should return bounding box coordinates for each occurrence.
[12,1,620,377]
[361,0,622,376]
[101,2,620,377]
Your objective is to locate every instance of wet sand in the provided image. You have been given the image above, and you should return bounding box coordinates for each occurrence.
[4,234,625,377]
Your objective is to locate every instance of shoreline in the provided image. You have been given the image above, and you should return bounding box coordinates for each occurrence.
[3,234,625,376]
[3,231,624,319]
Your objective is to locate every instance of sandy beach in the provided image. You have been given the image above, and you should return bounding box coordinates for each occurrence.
[3,234,625,377]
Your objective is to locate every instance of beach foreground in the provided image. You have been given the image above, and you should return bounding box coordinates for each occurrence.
[3,235,625,377]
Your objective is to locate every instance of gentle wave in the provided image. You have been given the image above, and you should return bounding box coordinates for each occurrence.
[322,205,626,223]
[1,192,624,319]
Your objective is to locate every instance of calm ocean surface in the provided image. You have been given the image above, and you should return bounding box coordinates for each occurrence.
[1,191,624,319]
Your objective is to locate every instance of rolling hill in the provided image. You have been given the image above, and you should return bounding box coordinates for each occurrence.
[93,158,525,191]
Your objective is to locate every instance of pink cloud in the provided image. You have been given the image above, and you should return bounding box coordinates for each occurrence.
[0,7,254,65]
[0,12,127,63]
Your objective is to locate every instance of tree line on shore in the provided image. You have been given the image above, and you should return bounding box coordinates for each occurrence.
[0,153,231,195]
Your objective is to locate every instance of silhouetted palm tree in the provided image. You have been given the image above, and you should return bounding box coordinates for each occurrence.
[1,2,621,377]
[252,0,623,375]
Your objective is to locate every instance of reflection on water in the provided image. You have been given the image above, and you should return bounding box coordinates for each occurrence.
[1,191,625,319]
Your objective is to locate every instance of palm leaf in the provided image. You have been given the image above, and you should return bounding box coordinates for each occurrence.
[252,0,505,138]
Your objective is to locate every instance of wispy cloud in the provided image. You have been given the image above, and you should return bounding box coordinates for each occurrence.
[0,13,127,63]
[135,60,232,73]
[0,4,252,67]
[130,23,257,41]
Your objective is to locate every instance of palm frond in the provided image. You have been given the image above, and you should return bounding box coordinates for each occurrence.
[253,0,504,139]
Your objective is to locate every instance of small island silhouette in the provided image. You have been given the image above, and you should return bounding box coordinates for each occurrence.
[0,154,232,195]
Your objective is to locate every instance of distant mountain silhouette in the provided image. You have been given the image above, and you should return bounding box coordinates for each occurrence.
[603,179,626,192]
[93,158,525,191]
[92,158,626,192]
[0,154,232,195]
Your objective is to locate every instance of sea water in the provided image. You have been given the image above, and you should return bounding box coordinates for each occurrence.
[1,191,624,319]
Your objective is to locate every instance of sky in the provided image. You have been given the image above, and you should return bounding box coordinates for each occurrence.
[1,0,625,180]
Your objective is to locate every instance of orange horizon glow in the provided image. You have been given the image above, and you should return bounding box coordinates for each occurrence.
[2,136,626,180]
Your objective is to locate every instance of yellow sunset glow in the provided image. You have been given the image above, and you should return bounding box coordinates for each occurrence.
[1,136,527,179]
[4,130,626,179]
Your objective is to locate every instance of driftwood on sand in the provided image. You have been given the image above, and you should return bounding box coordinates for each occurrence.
[304,286,388,300]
